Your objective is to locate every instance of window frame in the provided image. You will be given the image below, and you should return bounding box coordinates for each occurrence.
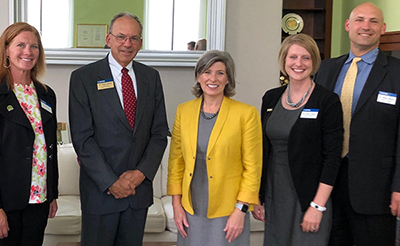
[10,0,226,67]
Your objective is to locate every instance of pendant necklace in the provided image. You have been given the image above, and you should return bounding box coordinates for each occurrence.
[286,81,313,108]
[200,100,220,120]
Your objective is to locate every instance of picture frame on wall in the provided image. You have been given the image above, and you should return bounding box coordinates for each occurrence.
[76,24,108,48]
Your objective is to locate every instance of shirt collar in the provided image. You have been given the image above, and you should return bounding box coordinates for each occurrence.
[345,47,379,65]
[108,52,133,73]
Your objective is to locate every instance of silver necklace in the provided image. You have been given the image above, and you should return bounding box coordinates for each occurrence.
[200,100,220,120]
[286,81,313,108]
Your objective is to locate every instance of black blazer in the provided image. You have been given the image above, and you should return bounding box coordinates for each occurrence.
[314,50,400,215]
[0,80,58,212]
[69,56,169,214]
[260,83,343,211]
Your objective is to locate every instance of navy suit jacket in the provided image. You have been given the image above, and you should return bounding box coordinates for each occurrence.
[69,56,168,214]
[0,80,58,212]
[314,50,400,214]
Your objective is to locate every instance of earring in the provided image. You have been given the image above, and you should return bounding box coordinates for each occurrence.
[3,57,10,68]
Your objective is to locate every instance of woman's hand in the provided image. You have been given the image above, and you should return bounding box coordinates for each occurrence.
[301,206,323,233]
[48,199,58,218]
[172,195,189,238]
[223,208,245,243]
[390,191,400,217]
[251,202,265,222]
[0,209,9,239]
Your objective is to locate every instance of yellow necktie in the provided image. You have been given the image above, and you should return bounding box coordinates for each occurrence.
[341,57,361,157]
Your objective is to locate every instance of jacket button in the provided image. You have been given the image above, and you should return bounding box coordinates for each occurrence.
[49,154,53,160]
[210,176,213,179]
[207,157,210,160]
[190,173,192,176]
[49,144,54,149]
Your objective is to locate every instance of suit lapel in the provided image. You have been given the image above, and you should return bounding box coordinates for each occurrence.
[328,56,348,91]
[353,52,387,117]
[132,61,148,133]
[0,81,32,130]
[98,56,132,131]
[207,97,231,156]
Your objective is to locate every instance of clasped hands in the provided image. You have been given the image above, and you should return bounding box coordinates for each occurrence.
[107,170,145,199]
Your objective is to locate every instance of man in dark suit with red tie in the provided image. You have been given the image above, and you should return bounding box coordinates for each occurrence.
[69,12,168,246]
[314,3,400,246]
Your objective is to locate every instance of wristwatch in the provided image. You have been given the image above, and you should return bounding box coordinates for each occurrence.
[310,201,326,212]
[235,203,249,213]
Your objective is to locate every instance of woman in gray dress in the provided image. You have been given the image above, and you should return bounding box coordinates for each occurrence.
[167,50,262,246]
[252,34,343,245]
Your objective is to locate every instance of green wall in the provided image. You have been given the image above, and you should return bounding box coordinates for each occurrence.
[331,0,400,57]
[73,0,144,47]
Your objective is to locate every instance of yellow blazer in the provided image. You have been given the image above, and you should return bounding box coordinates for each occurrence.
[167,97,262,218]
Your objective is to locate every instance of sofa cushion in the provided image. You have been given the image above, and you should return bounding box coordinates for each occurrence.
[145,197,166,233]
[58,144,80,196]
[45,195,81,235]
[161,196,177,233]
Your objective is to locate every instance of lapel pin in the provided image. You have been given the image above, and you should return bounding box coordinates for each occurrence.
[267,108,273,112]
[6,105,14,112]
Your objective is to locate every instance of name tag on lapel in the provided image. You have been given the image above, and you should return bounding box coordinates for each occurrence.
[97,79,114,90]
[300,109,319,119]
[377,91,397,105]
[41,100,52,114]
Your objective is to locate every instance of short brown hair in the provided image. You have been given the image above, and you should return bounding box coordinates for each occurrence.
[0,22,46,89]
[192,50,236,98]
[278,33,321,76]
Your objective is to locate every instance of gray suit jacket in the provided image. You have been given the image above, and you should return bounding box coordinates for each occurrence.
[314,51,400,215]
[69,55,168,214]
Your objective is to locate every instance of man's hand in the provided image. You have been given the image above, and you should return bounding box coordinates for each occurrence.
[121,170,146,189]
[0,209,9,239]
[108,178,136,199]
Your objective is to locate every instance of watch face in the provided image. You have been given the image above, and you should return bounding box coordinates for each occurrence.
[242,204,249,213]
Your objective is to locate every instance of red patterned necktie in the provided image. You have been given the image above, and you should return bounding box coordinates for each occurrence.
[121,68,137,129]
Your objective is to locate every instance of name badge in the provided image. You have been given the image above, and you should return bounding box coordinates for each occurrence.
[41,100,52,114]
[377,91,397,105]
[300,109,319,119]
[97,79,114,90]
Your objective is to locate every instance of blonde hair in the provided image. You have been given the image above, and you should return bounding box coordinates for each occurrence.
[278,33,321,76]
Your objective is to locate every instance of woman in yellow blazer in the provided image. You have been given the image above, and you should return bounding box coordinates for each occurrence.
[167,50,262,246]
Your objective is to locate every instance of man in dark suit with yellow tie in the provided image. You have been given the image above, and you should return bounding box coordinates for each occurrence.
[69,12,168,246]
[314,3,400,246]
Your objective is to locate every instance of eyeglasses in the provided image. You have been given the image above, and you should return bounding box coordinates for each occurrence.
[110,33,142,44]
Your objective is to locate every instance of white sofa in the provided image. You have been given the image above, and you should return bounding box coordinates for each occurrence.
[44,138,264,245]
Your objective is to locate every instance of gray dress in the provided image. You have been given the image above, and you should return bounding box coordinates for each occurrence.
[177,112,250,246]
[264,100,332,246]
